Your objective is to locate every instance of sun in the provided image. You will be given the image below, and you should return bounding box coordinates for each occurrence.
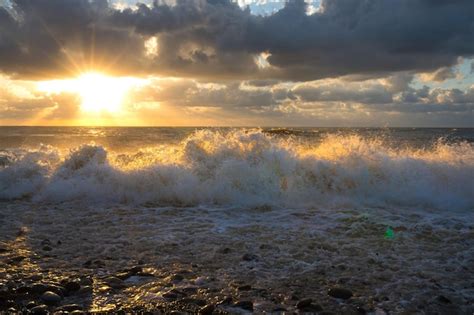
[75,72,128,113]
[37,72,146,114]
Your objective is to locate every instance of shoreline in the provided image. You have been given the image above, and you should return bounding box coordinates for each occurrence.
[1,202,473,314]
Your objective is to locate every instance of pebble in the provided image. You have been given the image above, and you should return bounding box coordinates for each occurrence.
[163,291,179,300]
[234,300,253,311]
[80,277,93,286]
[77,285,93,295]
[116,271,133,280]
[103,276,126,289]
[30,274,43,281]
[436,295,452,304]
[31,283,49,294]
[56,304,83,312]
[169,274,184,283]
[296,298,312,309]
[242,253,258,261]
[328,287,353,300]
[26,301,38,309]
[40,284,65,296]
[30,304,48,315]
[0,242,8,253]
[127,266,143,274]
[41,291,62,305]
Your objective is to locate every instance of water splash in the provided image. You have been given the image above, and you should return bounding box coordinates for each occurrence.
[0,129,473,209]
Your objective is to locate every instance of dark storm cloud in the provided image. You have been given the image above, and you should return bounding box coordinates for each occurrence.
[0,0,473,80]
[0,0,144,78]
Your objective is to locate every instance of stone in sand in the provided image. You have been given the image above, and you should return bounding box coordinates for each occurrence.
[0,242,8,253]
[103,276,126,289]
[41,291,62,305]
[168,274,184,283]
[56,304,83,312]
[115,271,133,280]
[436,295,452,304]
[242,253,258,261]
[163,291,179,300]
[296,298,313,309]
[26,301,38,309]
[328,287,353,300]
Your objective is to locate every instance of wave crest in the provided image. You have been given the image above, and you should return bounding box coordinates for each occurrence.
[1,129,473,210]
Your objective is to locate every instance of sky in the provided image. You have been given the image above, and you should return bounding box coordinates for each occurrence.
[0,0,473,127]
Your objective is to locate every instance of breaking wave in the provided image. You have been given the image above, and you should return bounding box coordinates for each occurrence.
[1,129,473,210]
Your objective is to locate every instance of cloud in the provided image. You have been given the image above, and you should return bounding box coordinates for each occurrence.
[291,80,393,104]
[0,0,473,81]
[0,76,80,120]
[126,75,473,118]
[419,66,458,82]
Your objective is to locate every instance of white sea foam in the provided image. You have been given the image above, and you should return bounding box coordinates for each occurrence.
[0,129,473,210]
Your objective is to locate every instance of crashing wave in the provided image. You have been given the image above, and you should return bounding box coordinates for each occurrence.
[0,129,472,210]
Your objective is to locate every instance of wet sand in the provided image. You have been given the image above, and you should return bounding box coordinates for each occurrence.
[1,201,473,314]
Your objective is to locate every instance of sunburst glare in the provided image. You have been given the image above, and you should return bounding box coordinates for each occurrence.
[37,72,147,114]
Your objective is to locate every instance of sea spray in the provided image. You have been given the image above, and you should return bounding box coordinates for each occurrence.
[0,129,472,210]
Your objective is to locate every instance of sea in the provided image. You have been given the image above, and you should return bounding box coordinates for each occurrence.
[0,127,473,313]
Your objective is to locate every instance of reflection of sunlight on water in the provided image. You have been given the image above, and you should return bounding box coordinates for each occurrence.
[86,128,106,137]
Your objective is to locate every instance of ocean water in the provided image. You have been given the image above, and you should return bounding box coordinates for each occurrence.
[1,127,474,313]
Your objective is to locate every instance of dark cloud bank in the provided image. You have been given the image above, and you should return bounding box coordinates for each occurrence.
[1,0,473,80]
[0,0,473,125]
